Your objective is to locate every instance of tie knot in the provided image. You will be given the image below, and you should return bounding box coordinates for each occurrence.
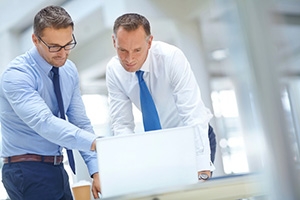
[136,70,144,82]
[51,67,59,75]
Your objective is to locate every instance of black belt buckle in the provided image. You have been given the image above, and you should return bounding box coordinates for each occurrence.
[54,155,60,165]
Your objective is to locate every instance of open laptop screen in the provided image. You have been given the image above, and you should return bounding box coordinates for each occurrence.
[96,125,198,198]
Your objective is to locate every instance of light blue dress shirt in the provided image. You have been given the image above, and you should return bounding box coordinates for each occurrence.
[0,47,98,175]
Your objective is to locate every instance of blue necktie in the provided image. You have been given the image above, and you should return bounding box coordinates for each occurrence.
[51,67,76,174]
[136,70,162,131]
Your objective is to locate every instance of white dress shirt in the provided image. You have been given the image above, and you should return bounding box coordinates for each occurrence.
[106,41,214,171]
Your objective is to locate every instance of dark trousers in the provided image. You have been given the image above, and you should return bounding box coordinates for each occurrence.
[208,124,217,177]
[2,161,73,200]
[208,124,217,163]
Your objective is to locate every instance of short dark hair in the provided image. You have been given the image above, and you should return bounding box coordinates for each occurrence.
[34,5,74,37]
[113,13,151,38]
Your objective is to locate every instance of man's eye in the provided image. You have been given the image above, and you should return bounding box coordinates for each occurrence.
[49,46,61,51]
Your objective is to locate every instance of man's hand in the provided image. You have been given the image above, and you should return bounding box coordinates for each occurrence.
[92,172,101,199]
[91,140,96,151]
[198,170,211,181]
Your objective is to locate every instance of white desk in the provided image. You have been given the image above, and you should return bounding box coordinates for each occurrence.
[103,173,265,200]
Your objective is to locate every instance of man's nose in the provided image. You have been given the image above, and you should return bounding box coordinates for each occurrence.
[126,53,134,63]
[57,47,67,55]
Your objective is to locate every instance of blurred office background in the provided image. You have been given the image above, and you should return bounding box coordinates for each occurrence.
[0,0,300,199]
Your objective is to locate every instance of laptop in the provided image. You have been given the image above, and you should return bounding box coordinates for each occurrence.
[96,125,198,198]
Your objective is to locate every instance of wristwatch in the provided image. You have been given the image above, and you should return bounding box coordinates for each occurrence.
[198,173,209,180]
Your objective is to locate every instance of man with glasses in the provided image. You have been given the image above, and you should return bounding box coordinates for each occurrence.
[0,6,100,199]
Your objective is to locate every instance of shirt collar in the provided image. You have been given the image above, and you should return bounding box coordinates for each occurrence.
[139,50,151,73]
[29,46,53,75]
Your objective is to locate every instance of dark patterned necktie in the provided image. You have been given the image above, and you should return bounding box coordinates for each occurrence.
[51,67,76,174]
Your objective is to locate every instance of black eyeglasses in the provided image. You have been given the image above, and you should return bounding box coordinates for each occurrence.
[37,34,77,52]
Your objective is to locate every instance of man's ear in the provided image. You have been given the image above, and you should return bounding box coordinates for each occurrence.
[147,35,153,50]
[112,34,116,48]
[32,34,39,46]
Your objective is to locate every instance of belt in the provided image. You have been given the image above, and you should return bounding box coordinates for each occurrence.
[3,154,63,165]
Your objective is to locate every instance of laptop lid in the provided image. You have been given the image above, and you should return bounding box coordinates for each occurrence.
[96,125,198,198]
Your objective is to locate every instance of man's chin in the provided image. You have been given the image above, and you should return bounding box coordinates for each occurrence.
[52,60,67,67]
[124,66,140,73]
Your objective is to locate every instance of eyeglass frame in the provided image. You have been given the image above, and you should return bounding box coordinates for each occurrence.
[36,34,77,52]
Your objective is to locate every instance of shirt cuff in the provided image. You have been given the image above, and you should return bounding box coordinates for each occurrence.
[85,153,99,176]
[76,130,98,151]
[196,154,215,171]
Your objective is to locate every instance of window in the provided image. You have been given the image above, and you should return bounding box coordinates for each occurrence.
[211,89,249,174]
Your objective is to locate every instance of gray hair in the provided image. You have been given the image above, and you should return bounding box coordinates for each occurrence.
[113,13,151,39]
